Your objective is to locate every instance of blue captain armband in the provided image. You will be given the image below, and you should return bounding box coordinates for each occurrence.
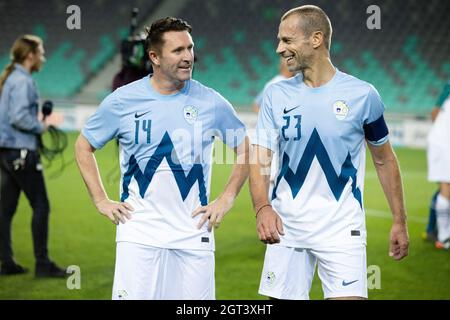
[364,115,389,146]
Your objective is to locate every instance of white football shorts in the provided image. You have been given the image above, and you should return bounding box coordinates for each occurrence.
[427,142,450,183]
[258,244,367,299]
[428,99,450,183]
[112,241,215,300]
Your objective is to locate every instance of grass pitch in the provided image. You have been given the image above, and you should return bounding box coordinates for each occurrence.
[0,132,448,299]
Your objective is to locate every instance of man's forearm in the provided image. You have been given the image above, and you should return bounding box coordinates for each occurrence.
[374,155,407,223]
[249,145,272,211]
[221,163,249,201]
[74,137,108,205]
[249,163,271,211]
[220,138,250,201]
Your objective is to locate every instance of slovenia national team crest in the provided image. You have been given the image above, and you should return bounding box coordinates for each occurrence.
[333,100,349,120]
[117,289,128,300]
[183,105,198,125]
[266,271,276,287]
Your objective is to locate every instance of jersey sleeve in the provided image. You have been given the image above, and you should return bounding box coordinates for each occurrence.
[436,82,450,108]
[82,91,121,149]
[363,85,389,146]
[213,93,246,148]
[254,87,279,152]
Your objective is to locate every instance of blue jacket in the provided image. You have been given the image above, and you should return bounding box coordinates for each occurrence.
[0,63,44,150]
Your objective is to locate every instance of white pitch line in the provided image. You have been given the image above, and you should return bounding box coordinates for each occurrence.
[365,209,427,224]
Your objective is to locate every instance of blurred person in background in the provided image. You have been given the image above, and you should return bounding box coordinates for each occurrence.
[426,80,450,249]
[252,57,296,113]
[0,35,66,277]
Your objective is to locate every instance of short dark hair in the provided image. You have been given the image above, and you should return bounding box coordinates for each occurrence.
[145,17,192,54]
[282,5,332,51]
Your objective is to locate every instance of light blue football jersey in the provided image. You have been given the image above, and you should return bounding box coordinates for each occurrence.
[82,75,246,250]
[255,69,388,248]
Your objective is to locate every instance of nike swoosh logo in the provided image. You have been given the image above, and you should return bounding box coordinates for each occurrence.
[283,105,301,114]
[342,280,358,286]
[134,110,151,118]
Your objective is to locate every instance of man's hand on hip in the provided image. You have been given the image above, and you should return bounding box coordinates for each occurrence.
[95,199,134,225]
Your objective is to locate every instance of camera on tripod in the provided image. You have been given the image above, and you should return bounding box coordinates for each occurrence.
[112,7,153,91]
[120,8,152,74]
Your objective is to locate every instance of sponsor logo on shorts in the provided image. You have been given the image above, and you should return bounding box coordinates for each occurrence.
[342,279,358,286]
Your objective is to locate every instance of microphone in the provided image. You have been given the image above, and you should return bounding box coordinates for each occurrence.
[42,100,53,121]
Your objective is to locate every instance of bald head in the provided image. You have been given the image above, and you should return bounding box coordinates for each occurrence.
[282,5,332,51]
